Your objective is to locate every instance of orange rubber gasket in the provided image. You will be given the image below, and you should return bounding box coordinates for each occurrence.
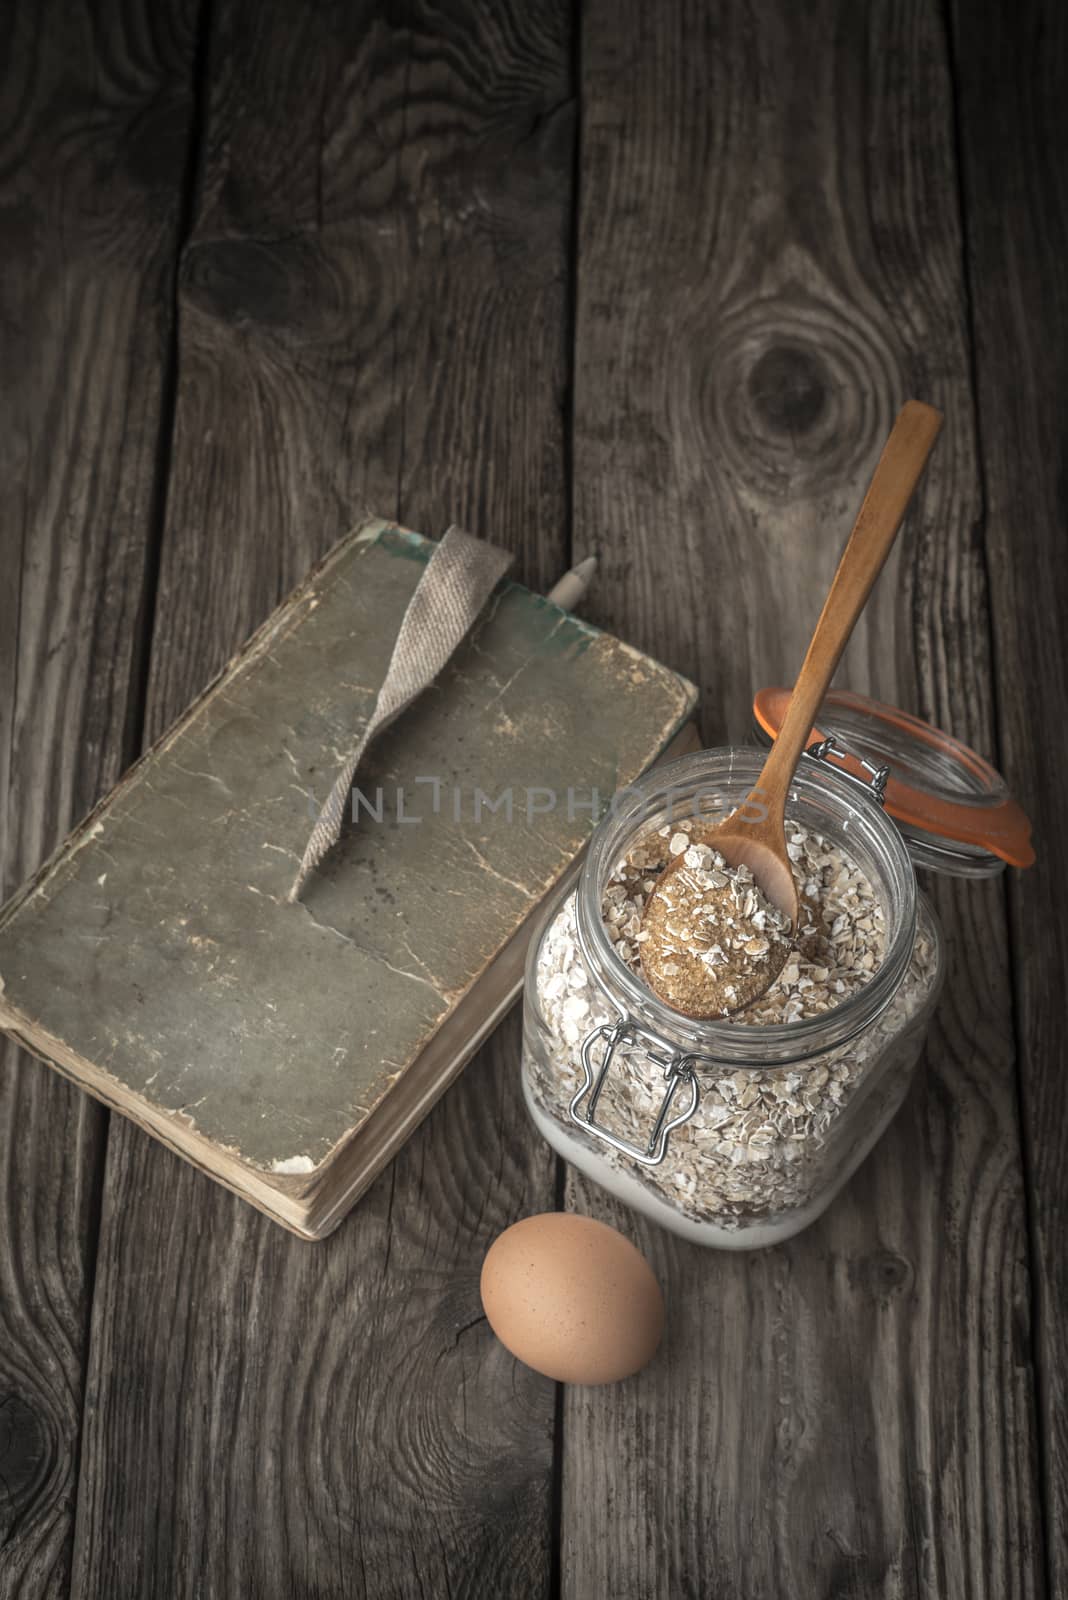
[753,687,1034,869]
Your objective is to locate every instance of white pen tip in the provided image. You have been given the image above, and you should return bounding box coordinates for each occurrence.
[546,554,598,611]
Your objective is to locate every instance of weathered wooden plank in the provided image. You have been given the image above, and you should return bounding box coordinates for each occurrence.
[71,1,574,1594]
[568,2,1043,1596]
[0,0,200,1593]
[949,0,1068,1588]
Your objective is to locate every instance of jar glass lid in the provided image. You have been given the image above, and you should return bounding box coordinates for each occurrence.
[752,687,1034,878]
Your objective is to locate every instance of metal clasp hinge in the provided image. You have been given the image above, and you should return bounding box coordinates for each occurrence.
[804,735,889,807]
[569,1020,703,1167]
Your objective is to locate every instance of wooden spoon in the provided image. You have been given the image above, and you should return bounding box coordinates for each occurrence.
[640,399,943,1019]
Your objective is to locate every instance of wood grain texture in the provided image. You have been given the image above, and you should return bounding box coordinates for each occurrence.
[568,1,1043,1595]
[145,0,574,717]
[948,0,1068,1589]
[71,1,574,1594]
[0,1,199,1593]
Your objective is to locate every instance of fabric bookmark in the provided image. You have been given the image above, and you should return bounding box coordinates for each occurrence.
[288,525,512,901]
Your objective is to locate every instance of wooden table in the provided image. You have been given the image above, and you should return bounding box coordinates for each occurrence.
[2,1,1064,1595]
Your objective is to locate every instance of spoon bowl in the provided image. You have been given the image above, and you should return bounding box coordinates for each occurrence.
[638,826,795,1018]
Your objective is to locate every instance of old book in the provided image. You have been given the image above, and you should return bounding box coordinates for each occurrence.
[0,519,697,1237]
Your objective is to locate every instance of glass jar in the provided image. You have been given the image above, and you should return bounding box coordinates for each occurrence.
[521,745,946,1249]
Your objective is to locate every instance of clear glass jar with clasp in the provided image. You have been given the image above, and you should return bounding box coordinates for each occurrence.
[520,699,1031,1250]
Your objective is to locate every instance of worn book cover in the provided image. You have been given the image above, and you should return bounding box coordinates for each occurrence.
[0,519,697,1236]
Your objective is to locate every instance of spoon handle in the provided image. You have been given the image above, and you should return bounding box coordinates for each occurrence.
[756,400,943,819]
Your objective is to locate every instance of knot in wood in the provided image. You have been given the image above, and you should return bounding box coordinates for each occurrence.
[849,1247,913,1302]
[0,1392,51,1541]
[748,345,828,435]
[183,235,335,333]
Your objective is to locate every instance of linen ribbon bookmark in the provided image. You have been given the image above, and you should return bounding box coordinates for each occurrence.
[288,525,513,902]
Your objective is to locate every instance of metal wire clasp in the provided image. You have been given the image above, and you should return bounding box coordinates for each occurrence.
[803,735,890,806]
[569,1019,703,1166]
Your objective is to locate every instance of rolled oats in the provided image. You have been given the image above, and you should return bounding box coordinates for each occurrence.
[526,820,940,1237]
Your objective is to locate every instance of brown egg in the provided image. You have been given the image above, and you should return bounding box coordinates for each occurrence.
[480,1212,664,1385]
